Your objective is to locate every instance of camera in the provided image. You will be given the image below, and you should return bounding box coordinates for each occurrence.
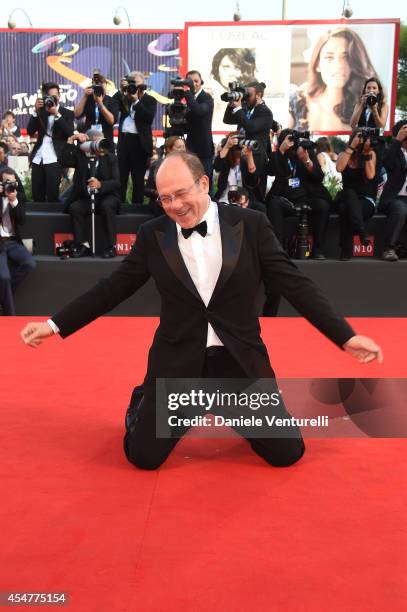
[356,128,382,150]
[43,95,57,110]
[287,130,314,151]
[123,76,148,96]
[79,139,110,155]
[1,180,18,194]
[366,93,379,107]
[235,134,259,151]
[56,240,78,260]
[91,70,104,97]
[220,81,249,103]
[165,77,193,134]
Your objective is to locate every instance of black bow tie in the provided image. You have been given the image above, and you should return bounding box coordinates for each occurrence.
[181,220,207,239]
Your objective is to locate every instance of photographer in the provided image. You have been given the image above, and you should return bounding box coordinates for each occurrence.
[377,121,407,261]
[181,70,214,185]
[59,130,121,258]
[223,81,274,193]
[335,130,378,260]
[74,72,118,149]
[350,77,389,130]
[27,82,74,202]
[265,129,331,260]
[114,71,157,203]
[227,186,266,213]
[213,132,262,205]
[0,167,35,315]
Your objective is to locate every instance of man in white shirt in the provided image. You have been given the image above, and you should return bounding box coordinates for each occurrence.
[27,82,74,202]
[0,168,35,315]
[21,152,382,470]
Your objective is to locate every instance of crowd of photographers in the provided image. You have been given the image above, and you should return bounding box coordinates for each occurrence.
[1,69,407,314]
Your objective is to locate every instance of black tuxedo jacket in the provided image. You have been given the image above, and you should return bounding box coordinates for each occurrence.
[27,106,74,162]
[184,89,214,159]
[52,203,354,396]
[58,144,120,211]
[115,92,157,156]
[380,139,407,205]
[223,102,274,157]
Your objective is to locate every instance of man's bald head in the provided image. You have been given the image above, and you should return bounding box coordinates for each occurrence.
[155,152,210,229]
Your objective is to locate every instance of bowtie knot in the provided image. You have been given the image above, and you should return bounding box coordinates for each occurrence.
[181,220,207,239]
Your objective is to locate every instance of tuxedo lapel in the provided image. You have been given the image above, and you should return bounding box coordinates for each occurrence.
[155,218,203,302]
[210,204,243,304]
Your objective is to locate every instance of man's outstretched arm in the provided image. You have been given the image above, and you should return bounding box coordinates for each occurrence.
[21,225,151,348]
[257,214,383,364]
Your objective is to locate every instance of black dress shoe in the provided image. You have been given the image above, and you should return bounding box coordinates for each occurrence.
[102,246,117,258]
[72,244,92,258]
[339,250,352,261]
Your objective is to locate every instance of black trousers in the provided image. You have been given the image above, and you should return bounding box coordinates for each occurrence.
[69,195,119,247]
[266,195,330,250]
[123,347,305,470]
[31,162,62,202]
[0,238,36,315]
[334,189,375,254]
[117,133,149,203]
[378,196,407,248]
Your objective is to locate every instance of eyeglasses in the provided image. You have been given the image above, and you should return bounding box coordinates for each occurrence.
[157,176,202,207]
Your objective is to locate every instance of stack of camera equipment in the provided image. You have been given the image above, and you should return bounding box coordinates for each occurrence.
[287,130,315,259]
[165,76,193,136]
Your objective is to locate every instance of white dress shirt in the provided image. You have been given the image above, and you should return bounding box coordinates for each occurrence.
[32,107,60,165]
[121,100,139,134]
[0,197,18,237]
[176,199,223,347]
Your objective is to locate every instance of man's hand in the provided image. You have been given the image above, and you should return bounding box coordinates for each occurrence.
[296,145,310,164]
[229,98,242,109]
[94,93,105,106]
[343,335,383,364]
[88,177,102,190]
[279,135,295,155]
[396,125,407,143]
[35,98,44,111]
[20,322,55,348]
[84,87,93,97]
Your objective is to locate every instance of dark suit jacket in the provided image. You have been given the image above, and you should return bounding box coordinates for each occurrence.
[380,139,407,205]
[184,89,214,159]
[27,106,74,162]
[78,95,119,147]
[223,102,274,157]
[51,203,354,404]
[266,150,331,203]
[114,92,157,156]
[0,175,27,245]
[58,144,120,211]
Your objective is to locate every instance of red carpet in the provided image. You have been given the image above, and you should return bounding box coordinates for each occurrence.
[1,317,406,611]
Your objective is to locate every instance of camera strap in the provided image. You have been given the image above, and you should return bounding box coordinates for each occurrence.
[94,104,100,124]
[287,159,296,177]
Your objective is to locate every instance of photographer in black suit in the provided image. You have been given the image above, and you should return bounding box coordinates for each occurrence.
[0,167,35,315]
[74,72,119,149]
[223,81,274,200]
[59,130,121,259]
[378,121,407,261]
[27,82,74,202]
[114,71,157,203]
[182,70,214,187]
